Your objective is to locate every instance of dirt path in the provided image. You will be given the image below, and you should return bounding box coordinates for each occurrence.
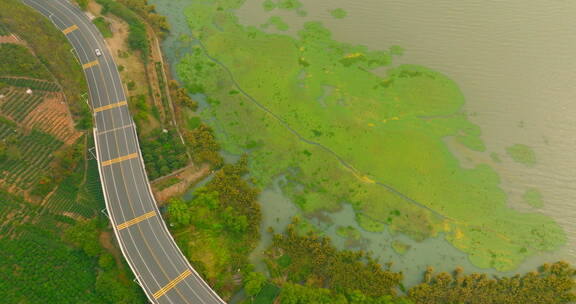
[0,34,25,45]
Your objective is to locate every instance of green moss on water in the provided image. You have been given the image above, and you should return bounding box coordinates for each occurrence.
[330,8,347,19]
[336,225,361,240]
[261,0,305,15]
[277,0,303,11]
[490,152,501,163]
[523,188,543,208]
[506,144,536,166]
[261,16,289,31]
[392,240,411,255]
[390,45,404,56]
[177,0,565,271]
[356,214,386,232]
[262,0,276,12]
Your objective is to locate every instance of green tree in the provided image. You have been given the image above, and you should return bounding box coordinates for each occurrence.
[167,197,190,227]
[280,283,346,304]
[63,219,102,257]
[98,252,116,271]
[244,271,266,296]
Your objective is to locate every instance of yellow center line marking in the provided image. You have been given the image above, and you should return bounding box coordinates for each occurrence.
[62,24,78,35]
[116,211,156,230]
[82,60,99,70]
[153,269,192,299]
[101,153,138,167]
[94,100,127,113]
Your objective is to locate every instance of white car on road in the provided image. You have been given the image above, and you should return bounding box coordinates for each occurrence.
[95,48,102,56]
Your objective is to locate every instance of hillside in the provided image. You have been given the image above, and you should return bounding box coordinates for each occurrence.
[0,3,144,302]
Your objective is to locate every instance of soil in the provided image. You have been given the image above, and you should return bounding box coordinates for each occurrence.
[152,164,211,204]
[0,34,24,45]
[22,92,83,145]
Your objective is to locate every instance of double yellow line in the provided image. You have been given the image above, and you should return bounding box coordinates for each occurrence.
[153,269,192,299]
[94,100,127,113]
[116,211,156,231]
[82,60,99,70]
[62,24,78,35]
[101,153,138,167]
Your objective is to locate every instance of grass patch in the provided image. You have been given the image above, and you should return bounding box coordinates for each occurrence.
[0,44,51,80]
[93,17,113,38]
[155,177,181,191]
[252,283,280,304]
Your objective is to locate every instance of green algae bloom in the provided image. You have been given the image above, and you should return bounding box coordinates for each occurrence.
[523,188,543,208]
[177,0,565,271]
[392,240,411,255]
[330,8,347,19]
[336,226,361,240]
[261,16,289,31]
[490,152,501,163]
[262,0,275,12]
[506,144,536,166]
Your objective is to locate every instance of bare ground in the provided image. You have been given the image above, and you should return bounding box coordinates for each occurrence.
[152,164,211,204]
[22,92,83,145]
[0,34,25,45]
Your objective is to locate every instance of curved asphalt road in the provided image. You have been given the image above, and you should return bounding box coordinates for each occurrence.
[23,1,226,303]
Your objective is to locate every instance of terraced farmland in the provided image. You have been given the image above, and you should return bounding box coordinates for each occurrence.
[0,77,60,92]
[0,120,63,190]
[0,23,8,36]
[45,157,105,219]
[0,88,45,122]
[0,81,83,193]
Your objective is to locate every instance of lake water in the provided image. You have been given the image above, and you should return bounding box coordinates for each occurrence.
[150,0,576,286]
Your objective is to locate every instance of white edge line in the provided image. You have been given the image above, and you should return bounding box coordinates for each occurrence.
[131,124,227,304]
[93,127,158,304]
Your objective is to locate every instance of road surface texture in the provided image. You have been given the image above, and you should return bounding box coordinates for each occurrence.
[23,1,226,303]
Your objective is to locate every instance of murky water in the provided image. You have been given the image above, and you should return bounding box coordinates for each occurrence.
[151,0,576,286]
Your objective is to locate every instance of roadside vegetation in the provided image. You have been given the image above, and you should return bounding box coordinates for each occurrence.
[86,0,220,189]
[0,44,52,80]
[95,0,149,60]
[166,156,261,298]
[0,9,144,303]
[115,0,170,36]
[141,0,576,303]
[0,0,91,130]
[93,17,113,38]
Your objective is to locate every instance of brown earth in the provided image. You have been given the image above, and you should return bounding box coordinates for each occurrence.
[22,92,83,145]
[152,164,211,204]
[0,34,25,45]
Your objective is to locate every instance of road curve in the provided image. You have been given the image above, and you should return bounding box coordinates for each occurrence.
[22,1,226,303]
